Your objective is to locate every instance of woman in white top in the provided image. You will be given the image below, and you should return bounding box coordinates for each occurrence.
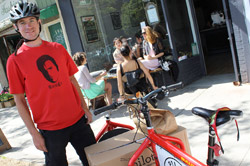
[73,52,112,105]
[140,26,165,70]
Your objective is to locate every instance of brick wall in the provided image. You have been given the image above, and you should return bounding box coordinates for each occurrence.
[229,0,250,83]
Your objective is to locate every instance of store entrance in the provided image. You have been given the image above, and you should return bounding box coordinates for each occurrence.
[0,34,21,77]
[193,0,234,75]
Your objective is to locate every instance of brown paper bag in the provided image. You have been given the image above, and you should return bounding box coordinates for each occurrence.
[129,104,178,135]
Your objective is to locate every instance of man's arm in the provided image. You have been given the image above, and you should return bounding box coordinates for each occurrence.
[13,94,48,152]
[70,75,93,124]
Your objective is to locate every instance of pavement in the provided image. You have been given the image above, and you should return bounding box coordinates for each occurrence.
[0,73,250,166]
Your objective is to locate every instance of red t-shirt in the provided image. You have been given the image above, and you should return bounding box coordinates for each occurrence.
[7,41,84,130]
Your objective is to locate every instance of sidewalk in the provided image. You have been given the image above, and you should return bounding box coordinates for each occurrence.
[0,73,249,166]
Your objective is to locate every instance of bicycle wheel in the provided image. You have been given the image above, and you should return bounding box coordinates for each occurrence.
[98,128,130,142]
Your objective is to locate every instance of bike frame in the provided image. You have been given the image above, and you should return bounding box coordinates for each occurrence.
[94,107,208,165]
[94,107,218,165]
[93,84,241,166]
[127,104,208,166]
[95,115,135,142]
[128,127,206,166]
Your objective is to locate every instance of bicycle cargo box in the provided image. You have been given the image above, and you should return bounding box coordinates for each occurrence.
[0,128,12,153]
[85,126,191,166]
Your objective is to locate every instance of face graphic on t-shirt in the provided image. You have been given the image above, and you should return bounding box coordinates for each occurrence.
[37,55,59,83]
[43,60,59,82]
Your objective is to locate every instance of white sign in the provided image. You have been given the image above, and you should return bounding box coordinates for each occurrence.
[140,21,146,30]
[145,2,160,25]
[147,7,159,24]
[156,145,186,166]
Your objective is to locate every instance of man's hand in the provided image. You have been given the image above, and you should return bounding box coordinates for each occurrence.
[14,94,48,152]
[32,131,48,152]
[84,111,93,124]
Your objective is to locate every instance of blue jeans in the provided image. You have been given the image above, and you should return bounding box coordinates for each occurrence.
[40,115,96,166]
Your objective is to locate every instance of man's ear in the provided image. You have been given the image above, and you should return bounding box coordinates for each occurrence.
[38,19,42,24]
[13,24,19,32]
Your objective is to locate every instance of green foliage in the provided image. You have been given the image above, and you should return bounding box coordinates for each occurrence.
[98,0,117,14]
[121,0,146,35]
[0,93,14,102]
[99,0,146,36]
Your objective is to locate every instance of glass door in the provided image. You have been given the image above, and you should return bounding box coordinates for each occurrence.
[163,0,199,62]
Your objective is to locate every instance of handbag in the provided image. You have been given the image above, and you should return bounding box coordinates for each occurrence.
[125,69,141,87]
[154,39,170,71]
[159,57,170,71]
[120,59,143,88]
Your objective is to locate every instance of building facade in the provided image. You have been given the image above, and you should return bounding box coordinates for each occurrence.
[56,0,250,84]
[0,0,249,91]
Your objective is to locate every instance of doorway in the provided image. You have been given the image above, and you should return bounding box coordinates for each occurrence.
[0,34,21,77]
[193,0,234,75]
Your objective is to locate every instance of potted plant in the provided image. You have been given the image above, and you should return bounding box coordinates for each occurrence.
[0,94,4,108]
[0,91,15,108]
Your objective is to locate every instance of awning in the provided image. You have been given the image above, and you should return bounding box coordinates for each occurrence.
[40,4,59,20]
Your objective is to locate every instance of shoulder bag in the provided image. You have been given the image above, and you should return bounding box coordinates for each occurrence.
[120,59,143,88]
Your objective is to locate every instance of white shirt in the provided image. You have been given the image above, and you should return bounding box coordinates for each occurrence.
[74,65,96,89]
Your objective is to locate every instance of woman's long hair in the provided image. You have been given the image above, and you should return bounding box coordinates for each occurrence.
[144,26,159,44]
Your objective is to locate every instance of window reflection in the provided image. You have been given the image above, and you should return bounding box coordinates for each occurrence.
[71,0,170,71]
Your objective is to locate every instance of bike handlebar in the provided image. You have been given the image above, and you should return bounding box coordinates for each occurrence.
[94,82,183,115]
[94,102,121,115]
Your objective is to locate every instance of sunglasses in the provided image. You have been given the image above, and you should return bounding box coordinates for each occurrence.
[142,32,146,35]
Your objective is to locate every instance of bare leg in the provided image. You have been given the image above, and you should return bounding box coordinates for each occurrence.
[104,81,112,105]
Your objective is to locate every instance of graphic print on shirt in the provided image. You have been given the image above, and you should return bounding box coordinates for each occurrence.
[36,55,62,89]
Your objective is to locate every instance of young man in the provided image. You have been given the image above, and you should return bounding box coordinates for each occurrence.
[7,1,96,166]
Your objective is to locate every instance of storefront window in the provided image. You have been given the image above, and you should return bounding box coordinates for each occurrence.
[71,0,170,72]
[165,0,199,61]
